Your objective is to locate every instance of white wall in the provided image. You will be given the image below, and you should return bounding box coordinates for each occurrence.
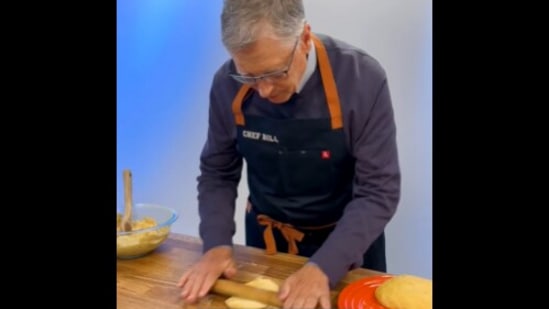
[117,0,431,280]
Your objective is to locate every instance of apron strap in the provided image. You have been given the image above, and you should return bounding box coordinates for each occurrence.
[232,85,250,126]
[257,214,305,255]
[311,33,343,129]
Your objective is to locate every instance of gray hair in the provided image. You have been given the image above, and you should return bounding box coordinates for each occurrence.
[221,0,306,53]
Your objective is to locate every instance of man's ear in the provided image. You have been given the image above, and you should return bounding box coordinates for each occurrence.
[301,23,312,52]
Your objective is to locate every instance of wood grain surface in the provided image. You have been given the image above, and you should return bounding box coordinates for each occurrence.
[117,233,385,308]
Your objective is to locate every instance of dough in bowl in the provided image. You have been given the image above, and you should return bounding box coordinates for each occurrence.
[374,274,432,309]
[224,277,280,309]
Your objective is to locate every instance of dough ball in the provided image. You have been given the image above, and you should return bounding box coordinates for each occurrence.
[374,274,432,309]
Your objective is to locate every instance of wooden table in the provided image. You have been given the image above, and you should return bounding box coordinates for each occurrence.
[117,233,385,308]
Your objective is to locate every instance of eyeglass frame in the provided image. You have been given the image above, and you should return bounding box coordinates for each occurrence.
[229,36,300,85]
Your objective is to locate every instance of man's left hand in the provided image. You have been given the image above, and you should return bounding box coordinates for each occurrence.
[278,262,331,309]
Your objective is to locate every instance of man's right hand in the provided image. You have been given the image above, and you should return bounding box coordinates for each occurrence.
[177,245,237,304]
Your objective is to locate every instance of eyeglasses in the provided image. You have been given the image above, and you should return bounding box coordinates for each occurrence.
[230,37,300,85]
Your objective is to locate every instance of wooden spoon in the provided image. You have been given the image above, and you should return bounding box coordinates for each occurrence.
[120,169,133,232]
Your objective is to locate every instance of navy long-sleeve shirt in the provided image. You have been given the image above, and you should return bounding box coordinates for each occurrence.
[197,33,401,287]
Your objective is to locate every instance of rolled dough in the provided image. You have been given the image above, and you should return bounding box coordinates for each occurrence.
[224,277,280,309]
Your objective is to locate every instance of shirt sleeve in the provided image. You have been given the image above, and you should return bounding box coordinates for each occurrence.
[309,77,401,287]
[197,73,243,253]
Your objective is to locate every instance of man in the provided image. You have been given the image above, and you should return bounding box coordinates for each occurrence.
[177,0,401,308]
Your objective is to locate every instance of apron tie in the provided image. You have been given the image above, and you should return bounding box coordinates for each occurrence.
[257,214,305,255]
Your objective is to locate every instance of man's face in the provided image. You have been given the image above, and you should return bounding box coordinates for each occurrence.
[230,26,311,104]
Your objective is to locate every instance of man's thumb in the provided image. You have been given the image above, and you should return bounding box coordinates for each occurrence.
[278,282,290,300]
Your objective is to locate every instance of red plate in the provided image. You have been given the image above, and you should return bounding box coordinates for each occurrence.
[337,275,393,309]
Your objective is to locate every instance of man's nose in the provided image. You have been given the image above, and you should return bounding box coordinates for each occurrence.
[254,80,274,98]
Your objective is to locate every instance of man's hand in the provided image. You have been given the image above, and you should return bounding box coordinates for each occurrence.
[177,246,237,304]
[279,262,331,309]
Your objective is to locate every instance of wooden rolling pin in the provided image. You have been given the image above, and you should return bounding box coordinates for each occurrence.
[211,278,282,308]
